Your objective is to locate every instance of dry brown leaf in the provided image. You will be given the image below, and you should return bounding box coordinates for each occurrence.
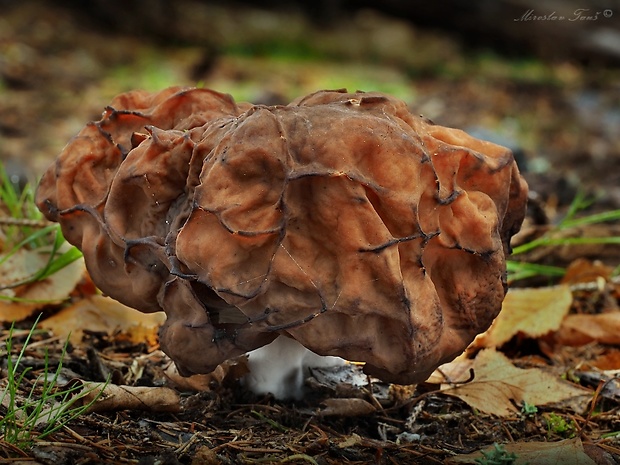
[561,258,614,285]
[447,437,596,464]
[320,398,377,417]
[191,446,220,465]
[0,250,85,323]
[164,357,249,392]
[554,312,620,346]
[439,349,590,417]
[584,349,620,370]
[78,381,180,413]
[474,285,572,348]
[40,294,165,345]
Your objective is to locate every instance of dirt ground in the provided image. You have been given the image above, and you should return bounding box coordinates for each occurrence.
[2,1,620,464]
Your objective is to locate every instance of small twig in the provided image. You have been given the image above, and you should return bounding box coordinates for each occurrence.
[251,410,289,432]
[32,441,101,452]
[175,432,201,455]
[597,442,620,456]
[581,379,606,440]
[26,335,64,350]
[417,444,450,463]
[500,422,514,443]
[280,454,319,464]
[437,367,476,386]
[0,217,50,228]
[0,438,30,457]
[59,425,86,443]
[225,441,282,453]
[363,376,385,411]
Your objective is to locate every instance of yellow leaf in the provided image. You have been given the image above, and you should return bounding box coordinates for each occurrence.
[555,312,620,346]
[439,349,590,417]
[474,285,572,348]
[40,295,165,345]
[447,437,596,465]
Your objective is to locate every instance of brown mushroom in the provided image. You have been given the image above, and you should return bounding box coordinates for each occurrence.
[36,87,528,386]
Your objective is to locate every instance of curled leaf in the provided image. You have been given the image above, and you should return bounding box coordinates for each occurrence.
[77,381,180,413]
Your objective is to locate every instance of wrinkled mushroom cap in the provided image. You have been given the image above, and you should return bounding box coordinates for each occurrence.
[37,87,528,384]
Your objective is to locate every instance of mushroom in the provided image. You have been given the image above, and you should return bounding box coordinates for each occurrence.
[36,87,528,389]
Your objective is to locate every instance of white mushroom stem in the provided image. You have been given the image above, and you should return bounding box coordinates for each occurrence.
[243,335,344,400]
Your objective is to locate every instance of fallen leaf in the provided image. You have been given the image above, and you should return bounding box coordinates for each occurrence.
[474,285,572,348]
[0,248,50,288]
[320,398,377,417]
[447,437,596,464]
[439,349,591,417]
[583,349,620,370]
[164,357,249,392]
[77,381,180,413]
[0,250,85,323]
[583,442,620,465]
[554,312,620,346]
[17,254,84,303]
[561,258,613,285]
[0,302,40,323]
[40,295,165,345]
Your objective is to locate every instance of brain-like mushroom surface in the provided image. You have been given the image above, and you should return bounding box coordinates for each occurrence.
[36,87,528,385]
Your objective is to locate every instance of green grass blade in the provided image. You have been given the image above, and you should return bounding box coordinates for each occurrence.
[0,224,58,267]
[1,314,43,444]
[34,246,83,281]
[507,261,566,282]
[1,317,109,447]
[0,226,83,292]
[559,209,620,229]
[0,165,21,217]
[559,190,595,227]
[512,236,620,256]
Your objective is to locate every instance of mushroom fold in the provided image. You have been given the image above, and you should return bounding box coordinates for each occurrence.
[36,87,528,384]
